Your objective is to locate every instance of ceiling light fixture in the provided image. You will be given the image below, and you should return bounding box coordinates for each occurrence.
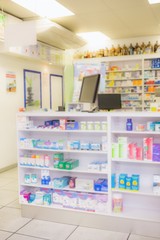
[11,0,74,18]
[77,32,110,44]
[148,0,160,4]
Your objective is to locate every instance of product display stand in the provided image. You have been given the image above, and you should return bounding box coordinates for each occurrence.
[17,111,160,238]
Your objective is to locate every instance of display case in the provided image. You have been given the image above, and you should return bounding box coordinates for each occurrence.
[17,111,160,237]
[17,111,108,214]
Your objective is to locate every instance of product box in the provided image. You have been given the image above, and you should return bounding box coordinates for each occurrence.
[75,178,94,191]
[58,159,69,169]
[128,143,136,159]
[111,173,116,189]
[95,194,108,213]
[118,137,128,159]
[52,176,71,188]
[143,137,153,160]
[90,143,101,151]
[52,120,60,128]
[86,193,96,212]
[44,120,53,127]
[62,191,77,209]
[65,159,79,170]
[52,190,63,205]
[80,142,90,150]
[112,143,119,159]
[43,193,52,205]
[153,174,160,195]
[88,161,101,171]
[131,174,139,191]
[94,178,108,192]
[152,144,160,162]
[77,192,88,210]
[125,177,132,190]
[59,119,66,130]
[66,120,79,130]
[119,173,127,189]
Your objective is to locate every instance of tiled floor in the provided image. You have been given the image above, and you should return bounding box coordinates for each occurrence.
[0,167,159,240]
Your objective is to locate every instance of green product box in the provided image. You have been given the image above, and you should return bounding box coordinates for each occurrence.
[65,159,79,170]
[53,153,64,168]
[57,159,68,169]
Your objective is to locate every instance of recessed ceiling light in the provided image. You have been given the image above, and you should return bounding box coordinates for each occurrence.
[11,0,74,18]
[77,32,110,44]
[148,0,160,4]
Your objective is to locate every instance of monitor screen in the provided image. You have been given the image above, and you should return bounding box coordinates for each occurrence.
[79,74,100,103]
[98,93,121,111]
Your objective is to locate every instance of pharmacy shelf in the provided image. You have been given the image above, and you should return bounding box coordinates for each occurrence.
[20,182,108,195]
[106,69,142,73]
[112,188,160,197]
[111,130,160,135]
[105,78,142,81]
[17,111,160,227]
[112,159,160,165]
[19,147,107,155]
[18,128,107,134]
[19,165,108,175]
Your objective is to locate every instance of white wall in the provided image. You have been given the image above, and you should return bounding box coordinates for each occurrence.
[0,53,63,170]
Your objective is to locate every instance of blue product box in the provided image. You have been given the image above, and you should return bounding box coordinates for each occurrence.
[119,174,127,189]
[66,120,79,130]
[111,173,116,188]
[44,120,53,127]
[28,194,36,203]
[126,177,132,190]
[73,140,80,150]
[52,120,60,128]
[80,142,90,150]
[43,193,52,205]
[94,178,108,192]
[131,174,139,191]
[90,143,101,151]
[153,144,160,162]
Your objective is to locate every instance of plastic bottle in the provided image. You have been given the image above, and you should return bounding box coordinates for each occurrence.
[126,118,133,131]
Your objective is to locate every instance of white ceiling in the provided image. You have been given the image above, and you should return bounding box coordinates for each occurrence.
[1,0,160,49]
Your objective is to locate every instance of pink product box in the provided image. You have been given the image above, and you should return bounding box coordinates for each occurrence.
[152,144,160,162]
[143,137,153,161]
[128,143,143,160]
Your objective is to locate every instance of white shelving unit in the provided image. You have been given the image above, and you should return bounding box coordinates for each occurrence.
[110,112,160,222]
[74,54,160,111]
[17,111,109,215]
[17,111,160,237]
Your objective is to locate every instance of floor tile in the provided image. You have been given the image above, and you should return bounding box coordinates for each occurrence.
[0,189,18,205]
[7,199,21,209]
[18,219,77,240]
[7,233,45,240]
[0,177,15,187]
[129,234,160,240]
[0,168,18,180]
[67,226,129,240]
[0,207,31,232]
[0,230,12,240]
[1,180,18,192]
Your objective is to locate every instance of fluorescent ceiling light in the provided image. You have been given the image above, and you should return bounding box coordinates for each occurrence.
[11,0,74,18]
[148,0,160,4]
[77,32,110,44]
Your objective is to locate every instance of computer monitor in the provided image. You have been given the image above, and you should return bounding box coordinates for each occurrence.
[79,74,100,104]
[98,93,121,111]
